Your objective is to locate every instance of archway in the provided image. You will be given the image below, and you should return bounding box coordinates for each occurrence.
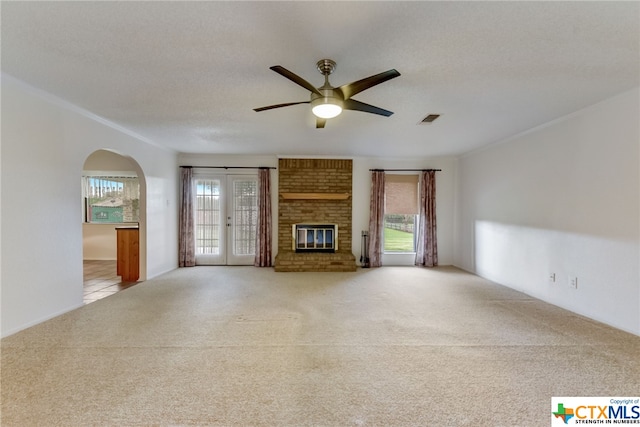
[82,149,147,303]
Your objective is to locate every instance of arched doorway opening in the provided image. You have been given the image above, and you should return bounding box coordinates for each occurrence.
[81,149,147,303]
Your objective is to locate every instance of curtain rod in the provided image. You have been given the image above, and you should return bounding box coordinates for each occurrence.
[180,166,276,170]
[369,168,442,172]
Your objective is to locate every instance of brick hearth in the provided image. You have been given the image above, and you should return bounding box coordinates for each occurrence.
[275,158,357,272]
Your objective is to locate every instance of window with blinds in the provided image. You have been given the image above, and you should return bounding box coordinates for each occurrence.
[82,174,140,223]
[384,174,419,253]
[385,174,419,214]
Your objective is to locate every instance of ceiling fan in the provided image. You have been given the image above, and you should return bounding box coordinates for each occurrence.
[254,59,401,128]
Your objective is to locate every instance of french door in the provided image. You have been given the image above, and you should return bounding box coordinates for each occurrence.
[194,174,258,265]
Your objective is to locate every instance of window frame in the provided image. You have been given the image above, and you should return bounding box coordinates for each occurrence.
[382,173,420,254]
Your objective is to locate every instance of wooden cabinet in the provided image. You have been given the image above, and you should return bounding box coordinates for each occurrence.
[116,227,139,282]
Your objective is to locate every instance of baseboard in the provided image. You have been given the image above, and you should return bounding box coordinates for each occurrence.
[451,263,640,338]
[1,302,84,338]
[451,263,475,274]
[145,266,178,281]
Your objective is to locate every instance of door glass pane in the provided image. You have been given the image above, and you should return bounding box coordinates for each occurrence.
[232,179,257,256]
[195,179,221,255]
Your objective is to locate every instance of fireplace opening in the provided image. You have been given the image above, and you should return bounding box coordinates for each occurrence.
[293,224,338,253]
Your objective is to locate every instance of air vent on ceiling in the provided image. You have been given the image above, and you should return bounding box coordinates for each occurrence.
[419,114,440,124]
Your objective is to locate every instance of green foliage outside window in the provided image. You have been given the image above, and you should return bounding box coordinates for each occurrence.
[384,214,416,252]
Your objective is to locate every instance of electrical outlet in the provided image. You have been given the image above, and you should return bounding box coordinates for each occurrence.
[569,276,578,289]
[549,273,556,283]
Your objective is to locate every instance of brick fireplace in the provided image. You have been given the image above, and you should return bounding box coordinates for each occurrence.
[274,158,357,272]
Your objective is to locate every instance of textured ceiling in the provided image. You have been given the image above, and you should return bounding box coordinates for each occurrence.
[2,1,638,157]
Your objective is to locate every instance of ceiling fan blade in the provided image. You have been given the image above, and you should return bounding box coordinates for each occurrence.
[270,66,323,96]
[337,69,401,100]
[253,101,309,112]
[316,118,326,128]
[343,99,394,117]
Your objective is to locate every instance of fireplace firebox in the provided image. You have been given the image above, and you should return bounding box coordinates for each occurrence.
[293,224,338,253]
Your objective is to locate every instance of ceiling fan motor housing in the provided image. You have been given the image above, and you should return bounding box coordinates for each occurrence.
[310,88,343,103]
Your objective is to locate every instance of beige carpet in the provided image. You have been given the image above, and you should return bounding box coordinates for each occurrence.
[2,266,639,426]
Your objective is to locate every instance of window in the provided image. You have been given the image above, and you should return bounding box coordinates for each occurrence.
[83,174,139,223]
[384,174,419,253]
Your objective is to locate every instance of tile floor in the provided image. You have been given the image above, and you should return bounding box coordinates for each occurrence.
[83,260,138,304]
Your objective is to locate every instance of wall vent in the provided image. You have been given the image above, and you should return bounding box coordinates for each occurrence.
[419,114,440,124]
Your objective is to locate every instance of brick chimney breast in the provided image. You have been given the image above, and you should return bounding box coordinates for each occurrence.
[275,158,356,272]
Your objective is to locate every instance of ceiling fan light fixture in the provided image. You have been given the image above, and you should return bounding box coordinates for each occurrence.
[311,97,343,119]
[254,60,400,127]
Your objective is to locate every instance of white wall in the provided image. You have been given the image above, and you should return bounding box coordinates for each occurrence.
[1,75,179,337]
[455,87,640,335]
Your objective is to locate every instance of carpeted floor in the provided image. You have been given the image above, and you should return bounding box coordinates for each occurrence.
[2,266,639,426]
